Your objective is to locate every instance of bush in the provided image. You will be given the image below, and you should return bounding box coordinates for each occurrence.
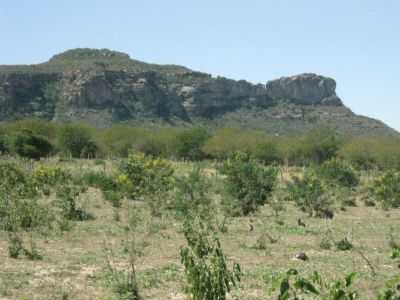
[286,171,334,218]
[300,127,342,164]
[32,165,71,190]
[319,158,359,188]
[174,168,213,219]
[56,185,92,221]
[370,171,400,209]
[220,152,278,216]
[340,137,400,170]
[119,152,174,199]
[81,171,117,191]
[180,216,241,300]
[267,269,358,299]
[253,140,282,165]
[58,124,98,158]
[202,128,266,160]
[0,162,35,197]
[174,127,210,161]
[11,130,53,159]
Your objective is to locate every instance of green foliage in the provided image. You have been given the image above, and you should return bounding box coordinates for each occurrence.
[56,185,92,221]
[335,238,353,251]
[119,152,174,199]
[300,127,342,164]
[180,216,241,300]
[370,171,400,209]
[0,167,52,259]
[253,140,282,165]
[58,124,98,158]
[202,128,265,159]
[175,127,210,161]
[174,168,213,219]
[267,269,358,300]
[0,162,35,197]
[340,137,400,170]
[220,152,278,216]
[81,171,117,191]
[11,130,53,159]
[32,165,71,194]
[377,275,400,300]
[319,158,359,188]
[286,171,334,218]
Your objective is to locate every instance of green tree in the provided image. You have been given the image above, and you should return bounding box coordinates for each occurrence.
[220,152,278,216]
[11,130,53,159]
[58,124,97,158]
[301,127,342,164]
[175,127,210,160]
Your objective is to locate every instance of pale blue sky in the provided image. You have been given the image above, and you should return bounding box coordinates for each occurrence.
[1,1,399,130]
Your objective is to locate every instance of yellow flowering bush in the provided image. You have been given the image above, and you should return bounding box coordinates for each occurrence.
[119,152,174,198]
[32,165,70,188]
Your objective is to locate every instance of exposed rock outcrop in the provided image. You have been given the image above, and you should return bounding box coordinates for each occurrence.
[266,73,342,106]
[0,48,396,136]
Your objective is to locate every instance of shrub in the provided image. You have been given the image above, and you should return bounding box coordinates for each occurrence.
[11,130,53,159]
[286,171,334,218]
[32,165,71,192]
[81,171,117,191]
[220,152,278,216]
[58,124,97,158]
[202,128,265,159]
[267,269,358,299]
[119,152,174,199]
[0,187,52,259]
[56,185,92,221]
[253,140,282,165]
[0,162,35,197]
[336,237,353,251]
[340,137,400,170]
[370,171,400,209]
[0,134,9,154]
[319,158,359,188]
[174,127,210,161]
[300,127,342,164]
[174,168,213,219]
[180,216,241,300]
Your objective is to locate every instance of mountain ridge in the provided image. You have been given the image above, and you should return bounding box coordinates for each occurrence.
[0,48,397,136]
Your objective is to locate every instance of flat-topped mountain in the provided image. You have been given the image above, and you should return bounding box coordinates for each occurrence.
[0,48,396,136]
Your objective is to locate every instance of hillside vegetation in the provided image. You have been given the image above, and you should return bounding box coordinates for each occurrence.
[0,119,400,299]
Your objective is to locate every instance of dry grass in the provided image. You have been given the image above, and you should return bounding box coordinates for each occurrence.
[0,160,399,299]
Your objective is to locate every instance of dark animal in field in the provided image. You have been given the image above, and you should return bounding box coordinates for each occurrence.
[297,218,306,227]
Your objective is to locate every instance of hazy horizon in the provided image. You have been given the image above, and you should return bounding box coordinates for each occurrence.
[1,0,399,131]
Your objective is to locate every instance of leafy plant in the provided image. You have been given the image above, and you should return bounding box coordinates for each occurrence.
[175,127,210,161]
[119,152,174,199]
[319,158,359,188]
[56,185,92,221]
[286,171,334,218]
[220,152,278,216]
[267,269,358,300]
[58,124,98,158]
[180,216,241,300]
[174,168,213,219]
[370,171,400,209]
[335,237,353,251]
[11,130,53,159]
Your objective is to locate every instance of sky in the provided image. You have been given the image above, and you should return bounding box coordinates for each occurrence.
[1,0,399,131]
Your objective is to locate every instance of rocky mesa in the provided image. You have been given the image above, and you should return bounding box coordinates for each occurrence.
[0,48,396,136]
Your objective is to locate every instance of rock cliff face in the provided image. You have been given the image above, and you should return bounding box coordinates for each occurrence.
[0,48,396,136]
[266,73,342,106]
